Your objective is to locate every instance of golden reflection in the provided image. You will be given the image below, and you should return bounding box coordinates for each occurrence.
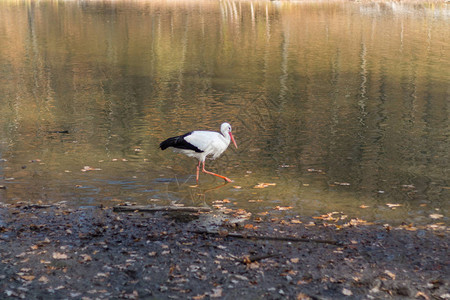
[0,0,448,223]
[163,179,228,207]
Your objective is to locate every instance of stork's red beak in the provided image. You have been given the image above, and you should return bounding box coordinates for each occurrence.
[229,132,238,149]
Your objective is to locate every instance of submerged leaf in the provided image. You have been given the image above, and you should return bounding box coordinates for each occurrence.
[254,183,276,189]
[81,166,102,172]
[429,214,443,219]
[275,206,293,211]
[386,203,402,208]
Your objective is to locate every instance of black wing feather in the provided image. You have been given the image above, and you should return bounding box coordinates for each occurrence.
[159,132,203,153]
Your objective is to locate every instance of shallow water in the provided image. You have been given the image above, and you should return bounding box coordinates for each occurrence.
[0,0,448,225]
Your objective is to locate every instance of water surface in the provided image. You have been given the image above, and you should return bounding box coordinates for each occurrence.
[0,0,449,225]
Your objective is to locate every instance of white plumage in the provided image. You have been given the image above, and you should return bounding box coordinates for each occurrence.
[160,123,238,183]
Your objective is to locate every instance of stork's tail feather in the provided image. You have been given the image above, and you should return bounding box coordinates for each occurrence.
[159,132,204,153]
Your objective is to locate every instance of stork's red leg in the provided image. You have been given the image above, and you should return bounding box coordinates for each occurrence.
[196,161,201,183]
[201,161,233,183]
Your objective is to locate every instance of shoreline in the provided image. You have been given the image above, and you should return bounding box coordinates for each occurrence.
[1,204,448,299]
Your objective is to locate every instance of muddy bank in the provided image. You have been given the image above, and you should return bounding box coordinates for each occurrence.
[0,204,448,299]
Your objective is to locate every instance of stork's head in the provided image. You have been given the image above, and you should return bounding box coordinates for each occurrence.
[221,122,238,149]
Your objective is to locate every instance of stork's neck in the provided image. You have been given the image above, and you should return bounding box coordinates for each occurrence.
[222,131,230,144]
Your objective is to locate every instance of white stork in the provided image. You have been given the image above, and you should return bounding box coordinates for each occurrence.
[159,122,238,183]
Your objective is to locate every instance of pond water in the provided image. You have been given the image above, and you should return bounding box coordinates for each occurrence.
[0,0,449,225]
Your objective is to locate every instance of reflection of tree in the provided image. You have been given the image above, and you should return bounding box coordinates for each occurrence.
[0,0,448,203]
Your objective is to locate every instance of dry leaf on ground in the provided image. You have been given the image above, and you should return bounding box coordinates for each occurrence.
[52,252,68,260]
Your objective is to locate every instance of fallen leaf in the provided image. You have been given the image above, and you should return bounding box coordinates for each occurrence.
[345,218,373,226]
[400,224,418,231]
[80,254,92,262]
[233,274,249,281]
[210,287,223,298]
[426,223,447,231]
[401,184,415,189]
[20,275,35,281]
[429,214,443,219]
[334,182,350,186]
[52,252,68,260]
[296,293,312,300]
[254,183,276,189]
[281,270,298,276]
[81,166,102,172]
[384,270,396,280]
[275,206,293,211]
[342,288,353,296]
[38,276,49,284]
[415,291,430,300]
[307,168,324,173]
[234,208,251,216]
[313,212,344,222]
[386,203,402,208]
